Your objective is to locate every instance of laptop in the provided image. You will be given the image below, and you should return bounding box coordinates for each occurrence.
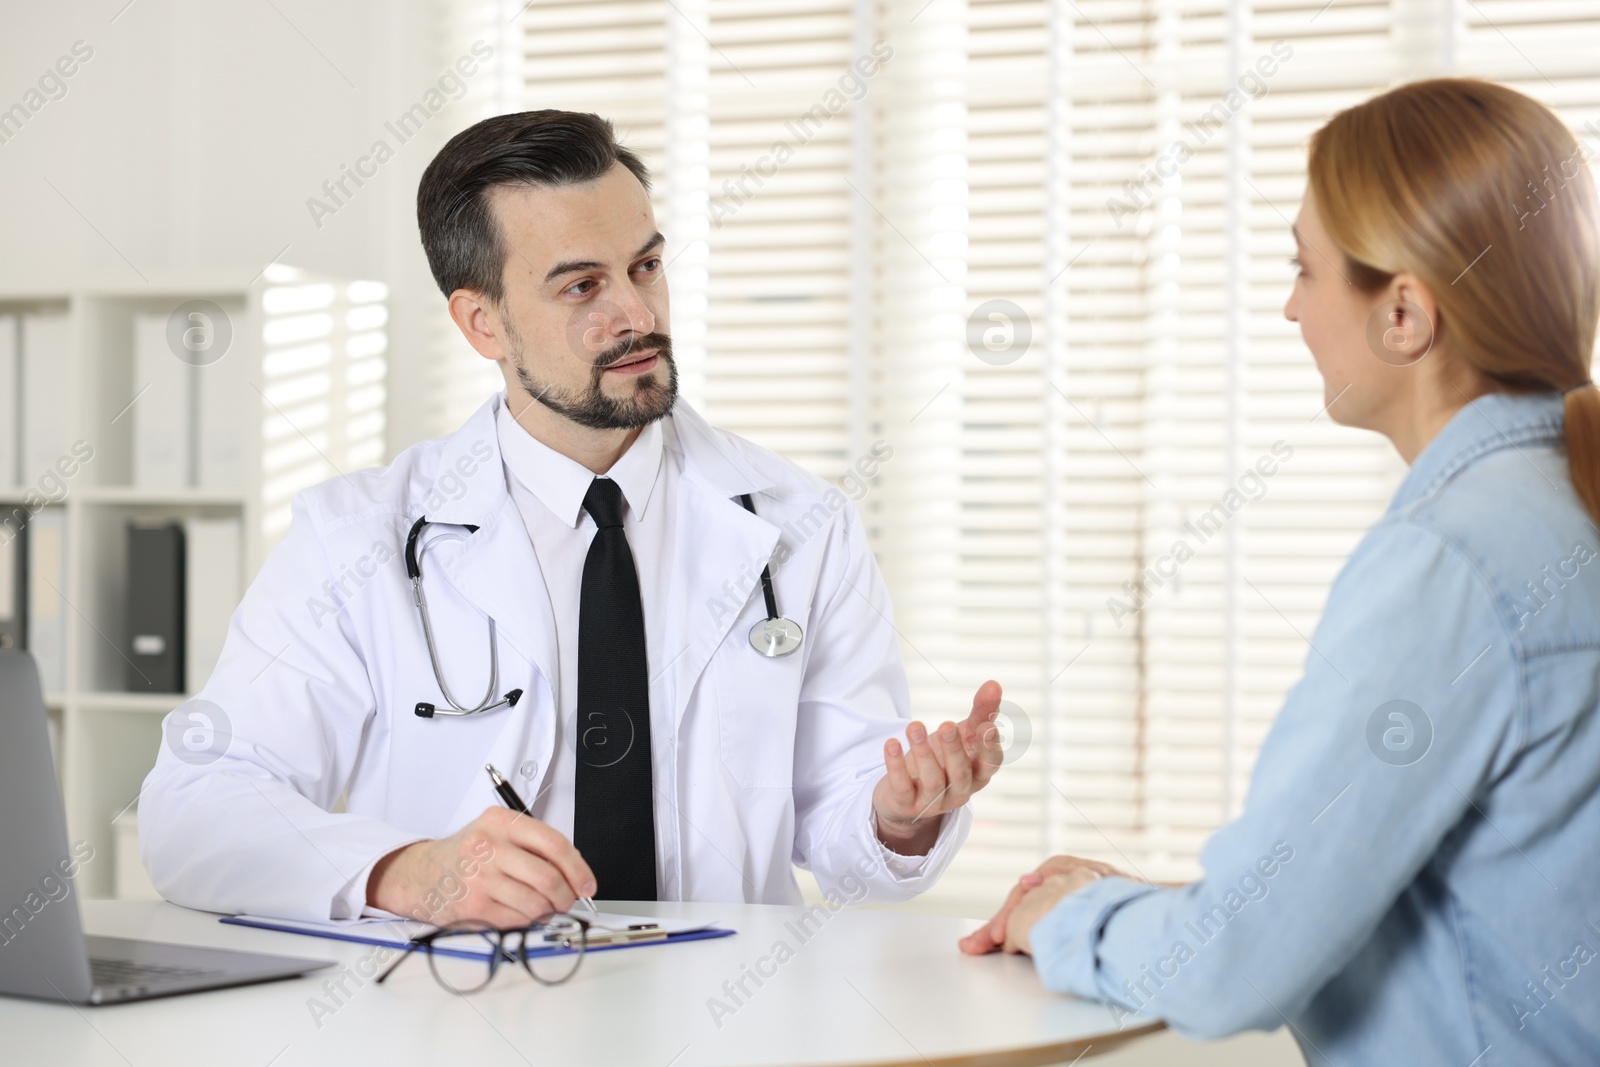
[0,650,332,1004]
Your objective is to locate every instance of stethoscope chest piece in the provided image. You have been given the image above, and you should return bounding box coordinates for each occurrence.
[749,616,803,658]
[735,493,805,658]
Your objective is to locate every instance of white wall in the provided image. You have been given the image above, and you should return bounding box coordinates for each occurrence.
[0,0,498,457]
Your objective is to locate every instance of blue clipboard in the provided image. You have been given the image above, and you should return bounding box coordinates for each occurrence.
[221,915,735,961]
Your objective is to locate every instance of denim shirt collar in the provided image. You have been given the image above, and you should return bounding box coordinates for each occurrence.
[1388,390,1566,514]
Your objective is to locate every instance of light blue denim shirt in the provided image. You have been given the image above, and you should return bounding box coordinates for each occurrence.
[1030,391,1600,1065]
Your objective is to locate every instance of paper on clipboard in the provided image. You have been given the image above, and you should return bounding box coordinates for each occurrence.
[581,911,719,936]
[223,911,725,960]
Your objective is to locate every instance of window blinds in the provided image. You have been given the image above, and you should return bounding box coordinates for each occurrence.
[441,0,1600,905]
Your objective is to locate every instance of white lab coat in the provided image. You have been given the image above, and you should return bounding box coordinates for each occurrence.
[140,395,969,921]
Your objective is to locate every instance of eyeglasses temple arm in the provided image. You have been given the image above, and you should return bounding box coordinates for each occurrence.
[374,939,428,984]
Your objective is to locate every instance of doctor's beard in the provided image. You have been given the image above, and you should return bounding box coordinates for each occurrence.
[507,324,678,431]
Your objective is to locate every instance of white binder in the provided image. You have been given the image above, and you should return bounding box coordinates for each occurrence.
[21,313,72,484]
[0,314,17,488]
[184,515,241,693]
[134,314,192,489]
[196,336,249,490]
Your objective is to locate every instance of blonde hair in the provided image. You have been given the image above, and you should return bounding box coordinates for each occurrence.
[1307,78,1600,524]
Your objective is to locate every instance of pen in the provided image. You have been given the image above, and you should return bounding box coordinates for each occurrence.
[484,763,598,916]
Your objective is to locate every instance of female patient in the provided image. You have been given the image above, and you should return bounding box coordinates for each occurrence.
[962,79,1600,1066]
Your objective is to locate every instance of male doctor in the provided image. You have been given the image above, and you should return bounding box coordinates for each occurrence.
[141,110,1004,925]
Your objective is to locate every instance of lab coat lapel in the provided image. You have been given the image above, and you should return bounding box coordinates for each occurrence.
[663,477,779,732]
[417,397,561,819]
[421,396,560,704]
[662,404,779,732]
[432,495,560,710]
[428,499,561,830]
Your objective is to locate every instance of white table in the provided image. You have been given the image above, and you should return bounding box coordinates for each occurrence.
[7,900,1161,1066]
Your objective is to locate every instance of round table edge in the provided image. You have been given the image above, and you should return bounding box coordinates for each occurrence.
[765,1019,1167,1067]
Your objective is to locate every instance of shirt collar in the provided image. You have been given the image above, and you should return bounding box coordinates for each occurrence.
[495,398,665,528]
[1388,390,1566,514]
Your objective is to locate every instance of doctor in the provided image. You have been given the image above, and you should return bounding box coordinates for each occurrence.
[140,109,1004,925]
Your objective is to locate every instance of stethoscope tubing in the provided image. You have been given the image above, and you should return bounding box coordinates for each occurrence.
[406,492,802,718]
[406,516,521,718]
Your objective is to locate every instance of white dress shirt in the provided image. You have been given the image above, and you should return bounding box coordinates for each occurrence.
[494,400,678,892]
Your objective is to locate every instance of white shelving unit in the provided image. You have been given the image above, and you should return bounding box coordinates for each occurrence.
[4,268,388,898]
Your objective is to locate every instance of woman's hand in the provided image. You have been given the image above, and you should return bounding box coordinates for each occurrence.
[959,855,1132,956]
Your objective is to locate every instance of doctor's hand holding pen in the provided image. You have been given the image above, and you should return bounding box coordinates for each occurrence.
[872,679,1008,857]
[366,808,597,929]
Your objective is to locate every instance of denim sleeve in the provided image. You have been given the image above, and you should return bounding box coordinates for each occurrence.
[1028,517,1522,1039]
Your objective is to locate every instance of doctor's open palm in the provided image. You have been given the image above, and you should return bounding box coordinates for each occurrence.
[872,680,1007,856]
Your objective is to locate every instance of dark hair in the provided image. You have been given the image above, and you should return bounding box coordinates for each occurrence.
[416,110,651,301]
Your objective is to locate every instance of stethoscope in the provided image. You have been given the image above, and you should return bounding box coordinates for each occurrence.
[405,516,523,719]
[404,495,801,719]
[736,494,804,658]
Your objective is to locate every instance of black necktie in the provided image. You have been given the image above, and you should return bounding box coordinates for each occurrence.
[573,477,657,901]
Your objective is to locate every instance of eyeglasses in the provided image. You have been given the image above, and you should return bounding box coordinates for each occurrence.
[375,914,589,994]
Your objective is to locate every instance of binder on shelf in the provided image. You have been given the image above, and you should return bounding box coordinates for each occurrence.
[126,521,185,693]
[0,314,18,488]
[26,508,66,693]
[184,516,240,693]
[21,312,72,484]
[0,515,23,651]
[196,338,248,491]
[133,314,192,489]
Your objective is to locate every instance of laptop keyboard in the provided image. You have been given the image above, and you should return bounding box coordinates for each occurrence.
[90,956,222,988]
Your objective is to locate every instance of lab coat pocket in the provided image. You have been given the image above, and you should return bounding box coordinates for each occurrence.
[711,638,800,788]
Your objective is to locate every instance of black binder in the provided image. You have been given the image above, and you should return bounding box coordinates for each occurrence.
[127,521,185,693]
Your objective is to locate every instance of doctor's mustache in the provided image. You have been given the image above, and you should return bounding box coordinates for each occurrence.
[591,332,674,372]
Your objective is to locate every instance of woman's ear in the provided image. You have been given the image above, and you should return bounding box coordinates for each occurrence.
[1368,273,1438,366]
